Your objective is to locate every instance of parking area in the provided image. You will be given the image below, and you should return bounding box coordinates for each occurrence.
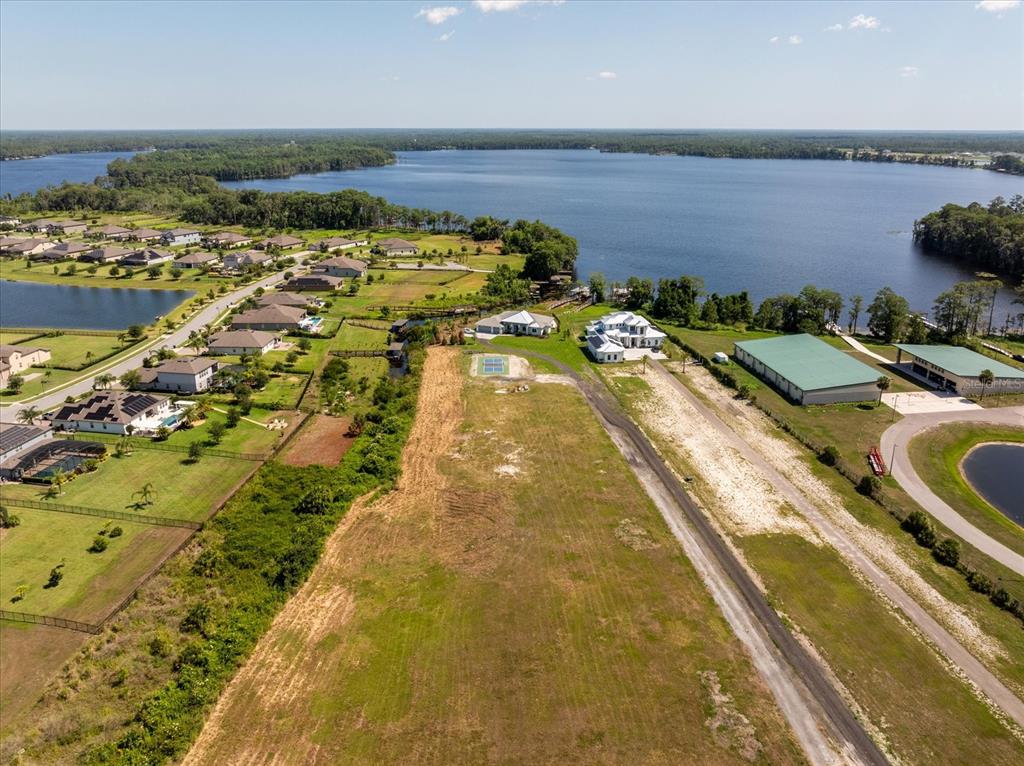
[881,390,982,415]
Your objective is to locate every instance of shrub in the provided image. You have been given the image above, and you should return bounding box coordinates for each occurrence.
[187,442,205,463]
[819,445,840,466]
[88,536,108,553]
[966,570,993,594]
[225,408,241,428]
[180,601,213,636]
[991,588,1013,609]
[856,475,882,499]
[932,538,961,567]
[108,526,123,538]
[295,485,333,515]
[45,564,65,589]
[208,422,226,445]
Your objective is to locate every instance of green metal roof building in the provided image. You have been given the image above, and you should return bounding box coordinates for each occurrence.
[734,334,880,405]
[893,344,1024,395]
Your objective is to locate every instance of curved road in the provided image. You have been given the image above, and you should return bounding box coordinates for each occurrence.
[880,406,1024,575]
[0,265,304,419]
[483,341,889,766]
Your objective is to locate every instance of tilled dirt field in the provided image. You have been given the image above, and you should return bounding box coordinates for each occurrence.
[278,414,355,466]
[183,347,803,766]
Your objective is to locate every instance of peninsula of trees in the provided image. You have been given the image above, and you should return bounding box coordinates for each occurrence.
[913,196,1024,281]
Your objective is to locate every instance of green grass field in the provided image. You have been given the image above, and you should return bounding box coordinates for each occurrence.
[0,509,188,621]
[1,450,256,522]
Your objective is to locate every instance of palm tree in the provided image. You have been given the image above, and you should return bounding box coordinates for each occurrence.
[875,375,892,404]
[133,482,156,507]
[119,369,142,390]
[51,468,67,496]
[17,406,42,425]
[94,373,115,390]
[978,369,994,400]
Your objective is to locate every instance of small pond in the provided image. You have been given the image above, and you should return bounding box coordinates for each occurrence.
[0,280,193,330]
[961,443,1024,525]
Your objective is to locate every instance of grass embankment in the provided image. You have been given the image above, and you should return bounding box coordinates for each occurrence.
[605,371,1024,764]
[176,349,802,765]
[2,351,422,763]
[909,424,1024,552]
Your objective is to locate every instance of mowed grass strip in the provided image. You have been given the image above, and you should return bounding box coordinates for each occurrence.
[1,450,254,522]
[740,534,1024,765]
[0,508,190,621]
[183,355,802,765]
[909,423,1024,553]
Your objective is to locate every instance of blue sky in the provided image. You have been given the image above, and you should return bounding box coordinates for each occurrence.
[1,0,1020,130]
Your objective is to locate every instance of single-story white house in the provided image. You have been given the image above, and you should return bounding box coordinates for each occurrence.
[207,329,279,356]
[374,237,419,257]
[50,391,173,435]
[475,310,557,337]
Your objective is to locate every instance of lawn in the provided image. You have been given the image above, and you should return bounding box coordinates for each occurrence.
[179,351,803,765]
[1,449,256,522]
[11,332,134,370]
[0,256,224,292]
[908,423,1024,554]
[163,410,283,454]
[0,508,189,622]
[740,534,1024,765]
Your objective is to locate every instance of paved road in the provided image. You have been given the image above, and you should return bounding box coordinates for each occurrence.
[484,342,889,766]
[880,406,1024,575]
[649,360,1024,730]
[0,267,299,419]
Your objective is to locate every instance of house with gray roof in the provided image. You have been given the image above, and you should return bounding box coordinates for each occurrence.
[81,246,134,263]
[50,391,173,435]
[174,251,220,268]
[317,236,368,252]
[1,238,53,257]
[255,291,320,309]
[140,356,220,394]
[230,304,307,331]
[207,329,279,356]
[161,228,201,247]
[92,224,132,240]
[258,234,304,250]
[126,228,163,242]
[46,220,88,236]
[122,248,174,267]
[374,237,419,256]
[34,242,91,261]
[315,255,367,278]
[223,249,272,272]
[204,231,253,249]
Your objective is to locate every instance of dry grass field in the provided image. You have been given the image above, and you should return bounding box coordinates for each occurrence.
[183,348,803,766]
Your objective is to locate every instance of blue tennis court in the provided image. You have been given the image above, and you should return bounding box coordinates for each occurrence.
[479,355,509,376]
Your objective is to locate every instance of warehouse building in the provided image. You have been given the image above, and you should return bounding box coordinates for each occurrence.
[893,344,1024,396]
[734,334,880,405]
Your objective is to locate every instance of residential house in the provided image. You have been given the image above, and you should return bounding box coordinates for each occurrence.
[140,356,219,394]
[230,304,306,331]
[92,224,132,241]
[174,251,220,269]
[47,220,89,236]
[0,344,51,387]
[586,331,626,364]
[204,231,253,249]
[315,255,367,278]
[122,248,174,267]
[126,228,163,243]
[34,242,91,261]
[0,421,53,465]
[285,273,343,292]
[50,391,173,435]
[160,228,201,247]
[475,310,557,337]
[258,234,305,251]
[374,237,419,257]
[317,236,367,252]
[1,238,53,257]
[80,246,133,263]
[585,311,666,350]
[223,249,272,272]
[17,219,56,233]
[206,329,279,356]
[255,291,321,309]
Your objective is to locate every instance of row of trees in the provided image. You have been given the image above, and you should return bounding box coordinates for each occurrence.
[913,196,1024,280]
[501,220,579,281]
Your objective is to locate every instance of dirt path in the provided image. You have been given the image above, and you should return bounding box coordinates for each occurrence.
[650,360,1024,730]
[184,348,463,766]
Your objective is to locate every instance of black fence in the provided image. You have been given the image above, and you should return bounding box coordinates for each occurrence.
[330,349,389,358]
[0,610,102,634]
[6,498,201,529]
[64,433,266,462]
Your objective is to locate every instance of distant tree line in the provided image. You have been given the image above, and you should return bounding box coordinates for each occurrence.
[990,155,1024,175]
[913,196,1024,280]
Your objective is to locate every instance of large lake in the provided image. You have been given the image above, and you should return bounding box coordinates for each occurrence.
[961,443,1024,525]
[0,280,192,330]
[0,151,135,196]
[225,150,1024,315]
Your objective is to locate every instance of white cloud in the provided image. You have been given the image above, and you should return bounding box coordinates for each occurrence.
[899,65,920,78]
[769,35,780,43]
[975,0,1020,12]
[825,23,844,31]
[439,29,456,41]
[848,13,881,29]
[473,0,565,11]
[416,6,461,24]
[787,34,802,45]
[597,71,617,79]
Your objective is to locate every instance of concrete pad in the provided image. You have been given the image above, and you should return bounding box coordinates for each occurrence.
[622,348,668,362]
[881,390,982,415]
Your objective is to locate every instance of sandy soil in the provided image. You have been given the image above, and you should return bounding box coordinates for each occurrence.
[680,364,1008,667]
[184,348,465,766]
[617,368,821,542]
[278,414,354,466]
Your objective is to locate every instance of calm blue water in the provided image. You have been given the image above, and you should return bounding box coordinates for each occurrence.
[224,150,1024,315]
[962,443,1024,525]
[0,280,192,330]
[0,151,135,196]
